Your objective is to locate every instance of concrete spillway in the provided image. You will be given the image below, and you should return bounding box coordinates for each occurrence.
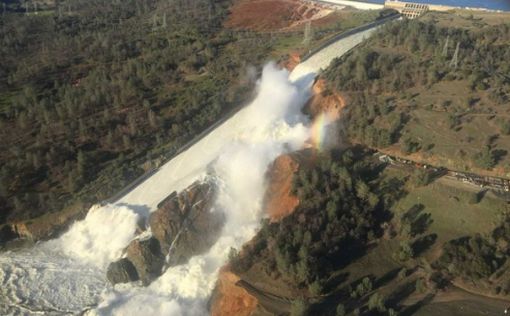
[0,20,390,316]
[313,0,384,10]
[290,26,380,81]
[119,23,383,212]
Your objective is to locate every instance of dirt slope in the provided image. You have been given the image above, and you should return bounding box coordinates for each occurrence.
[263,154,300,222]
[210,268,258,316]
[225,0,333,31]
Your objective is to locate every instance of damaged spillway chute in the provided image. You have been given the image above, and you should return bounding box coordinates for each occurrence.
[0,18,395,316]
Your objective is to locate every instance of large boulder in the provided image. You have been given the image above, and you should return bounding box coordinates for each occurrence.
[126,237,164,285]
[149,181,225,266]
[106,258,138,284]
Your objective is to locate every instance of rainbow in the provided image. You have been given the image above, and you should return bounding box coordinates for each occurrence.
[310,112,330,151]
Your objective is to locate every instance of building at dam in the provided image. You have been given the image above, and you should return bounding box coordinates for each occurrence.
[384,0,459,18]
[313,0,461,19]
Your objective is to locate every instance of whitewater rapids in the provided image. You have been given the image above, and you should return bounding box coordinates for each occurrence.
[0,26,380,316]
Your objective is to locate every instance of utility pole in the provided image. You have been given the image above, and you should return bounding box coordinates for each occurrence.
[2,2,6,16]
[152,14,158,31]
[442,35,449,57]
[450,42,460,68]
[162,12,167,28]
[25,0,29,15]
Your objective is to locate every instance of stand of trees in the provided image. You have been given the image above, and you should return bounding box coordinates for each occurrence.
[230,148,404,297]
[436,217,510,286]
[323,18,510,170]
[0,0,285,223]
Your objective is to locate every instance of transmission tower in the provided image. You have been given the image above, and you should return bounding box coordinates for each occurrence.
[442,35,449,57]
[152,14,158,31]
[162,13,167,28]
[450,42,460,68]
[302,21,313,47]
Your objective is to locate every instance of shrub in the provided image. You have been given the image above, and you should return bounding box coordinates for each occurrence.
[336,303,346,316]
[368,293,386,312]
[290,299,309,316]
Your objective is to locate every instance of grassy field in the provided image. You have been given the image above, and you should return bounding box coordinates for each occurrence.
[380,78,510,176]
[326,10,510,179]
[235,158,510,315]
[389,168,507,252]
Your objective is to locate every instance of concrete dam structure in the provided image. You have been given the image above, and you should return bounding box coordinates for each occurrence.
[384,0,459,18]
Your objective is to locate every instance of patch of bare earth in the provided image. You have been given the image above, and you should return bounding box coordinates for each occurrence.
[225,0,333,32]
[306,78,345,120]
[263,154,300,223]
[210,267,259,316]
[280,52,301,71]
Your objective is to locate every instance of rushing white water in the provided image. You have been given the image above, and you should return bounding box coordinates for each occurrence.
[89,63,313,316]
[0,25,381,316]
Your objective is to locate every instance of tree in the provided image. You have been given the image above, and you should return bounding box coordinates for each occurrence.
[401,136,420,154]
[308,279,323,296]
[396,241,414,262]
[77,150,88,178]
[326,201,337,220]
[499,119,510,135]
[368,293,386,312]
[473,146,496,169]
[290,299,309,316]
[368,293,386,313]
[336,303,346,316]
[412,169,432,187]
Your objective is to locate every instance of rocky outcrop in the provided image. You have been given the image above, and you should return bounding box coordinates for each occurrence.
[106,258,138,284]
[1,203,88,249]
[149,181,224,266]
[0,224,19,249]
[126,237,164,285]
[107,180,224,285]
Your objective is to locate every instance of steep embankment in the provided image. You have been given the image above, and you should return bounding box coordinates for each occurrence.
[210,78,346,315]
[306,78,345,120]
[210,267,259,316]
[264,154,300,222]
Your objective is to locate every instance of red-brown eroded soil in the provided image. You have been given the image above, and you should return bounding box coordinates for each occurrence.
[281,52,301,71]
[263,154,300,223]
[306,78,345,120]
[225,0,333,31]
[210,267,258,316]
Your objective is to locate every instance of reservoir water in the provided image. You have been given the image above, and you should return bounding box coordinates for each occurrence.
[370,0,510,11]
